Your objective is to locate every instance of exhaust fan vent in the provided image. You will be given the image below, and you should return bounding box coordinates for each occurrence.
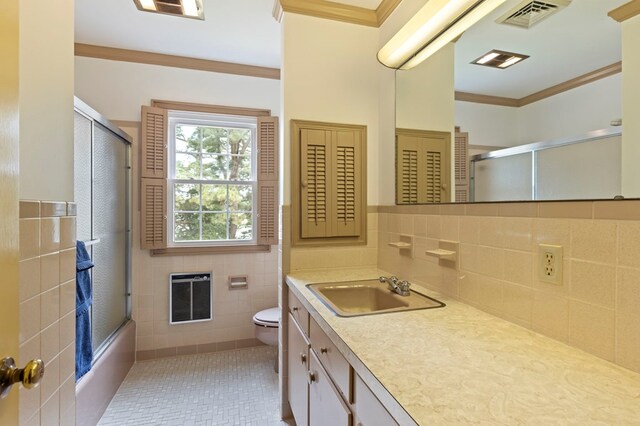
[497,0,571,28]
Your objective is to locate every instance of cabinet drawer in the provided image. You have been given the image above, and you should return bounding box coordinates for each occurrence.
[289,289,310,336]
[353,374,398,426]
[309,351,352,426]
[310,316,352,401]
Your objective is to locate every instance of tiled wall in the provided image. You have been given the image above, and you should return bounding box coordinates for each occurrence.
[378,201,640,374]
[287,207,379,272]
[132,250,280,360]
[19,201,77,426]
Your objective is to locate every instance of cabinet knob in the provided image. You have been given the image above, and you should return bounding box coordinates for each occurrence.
[300,353,307,364]
[292,307,299,312]
[320,347,328,354]
[308,371,316,385]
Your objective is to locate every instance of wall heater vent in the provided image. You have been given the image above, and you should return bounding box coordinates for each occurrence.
[169,272,212,324]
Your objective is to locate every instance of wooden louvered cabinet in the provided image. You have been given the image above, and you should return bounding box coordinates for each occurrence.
[395,128,451,204]
[292,120,366,247]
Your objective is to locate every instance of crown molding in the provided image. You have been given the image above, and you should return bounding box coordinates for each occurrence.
[608,0,640,22]
[456,62,622,108]
[519,61,621,106]
[74,43,281,80]
[274,0,401,27]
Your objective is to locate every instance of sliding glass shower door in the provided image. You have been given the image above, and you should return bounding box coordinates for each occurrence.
[74,99,131,357]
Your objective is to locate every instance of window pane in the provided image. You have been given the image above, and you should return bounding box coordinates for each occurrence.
[228,128,252,156]
[228,185,252,212]
[202,213,227,240]
[174,183,200,211]
[175,153,201,179]
[175,213,200,241]
[201,127,229,154]
[202,154,228,180]
[201,185,227,212]
[229,155,251,181]
[175,125,200,153]
[229,213,252,240]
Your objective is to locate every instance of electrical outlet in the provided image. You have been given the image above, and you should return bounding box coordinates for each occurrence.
[538,244,563,285]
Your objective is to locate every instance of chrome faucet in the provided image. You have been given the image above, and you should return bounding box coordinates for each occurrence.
[379,276,411,296]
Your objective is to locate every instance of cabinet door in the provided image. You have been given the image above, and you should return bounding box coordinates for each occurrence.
[309,351,352,426]
[353,374,398,426]
[288,313,310,426]
[300,128,331,239]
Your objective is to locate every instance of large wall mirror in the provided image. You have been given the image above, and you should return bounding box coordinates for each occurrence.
[395,0,629,204]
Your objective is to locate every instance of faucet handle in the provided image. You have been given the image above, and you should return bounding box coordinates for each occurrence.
[389,276,399,283]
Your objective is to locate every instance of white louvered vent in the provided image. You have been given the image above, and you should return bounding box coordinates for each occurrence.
[497,0,571,29]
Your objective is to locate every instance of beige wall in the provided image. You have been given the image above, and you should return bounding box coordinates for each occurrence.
[19,201,77,425]
[281,13,382,207]
[74,57,281,121]
[621,15,640,197]
[378,201,640,374]
[19,0,74,202]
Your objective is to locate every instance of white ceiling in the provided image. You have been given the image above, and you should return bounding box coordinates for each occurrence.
[75,0,282,68]
[455,0,627,98]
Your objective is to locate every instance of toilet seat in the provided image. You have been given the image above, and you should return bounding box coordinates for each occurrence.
[253,307,279,328]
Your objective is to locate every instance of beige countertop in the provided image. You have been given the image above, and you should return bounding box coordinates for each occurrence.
[286,268,640,425]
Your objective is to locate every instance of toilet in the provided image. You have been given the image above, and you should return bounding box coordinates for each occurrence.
[253,307,280,372]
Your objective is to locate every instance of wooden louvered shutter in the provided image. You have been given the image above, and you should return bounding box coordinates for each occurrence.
[424,150,442,203]
[455,127,469,202]
[332,131,361,237]
[141,106,167,179]
[140,106,168,249]
[141,178,167,249]
[300,129,330,239]
[396,129,450,204]
[257,116,279,245]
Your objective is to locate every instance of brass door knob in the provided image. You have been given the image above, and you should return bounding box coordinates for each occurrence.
[0,357,45,399]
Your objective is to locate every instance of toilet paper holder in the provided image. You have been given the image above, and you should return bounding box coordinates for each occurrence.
[228,275,248,289]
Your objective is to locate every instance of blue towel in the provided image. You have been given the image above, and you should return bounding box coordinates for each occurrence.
[76,240,94,381]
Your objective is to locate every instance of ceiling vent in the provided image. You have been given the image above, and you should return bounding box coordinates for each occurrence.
[496,0,571,29]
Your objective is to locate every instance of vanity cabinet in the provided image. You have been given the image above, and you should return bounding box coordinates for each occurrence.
[288,288,396,426]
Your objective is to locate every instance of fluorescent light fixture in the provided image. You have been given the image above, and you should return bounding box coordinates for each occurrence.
[476,52,500,64]
[139,0,157,10]
[378,0,507,70]
[498,56,523,68]
[182,0,199,17]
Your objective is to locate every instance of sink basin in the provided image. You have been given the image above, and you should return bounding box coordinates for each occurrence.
[306,279,445,317]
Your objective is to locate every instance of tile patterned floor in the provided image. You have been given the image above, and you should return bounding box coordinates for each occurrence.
[98,346,290,426]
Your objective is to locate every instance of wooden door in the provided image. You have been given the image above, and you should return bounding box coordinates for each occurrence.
[309,351,351,426]
[288,314,310,426]
[0,0,21,421]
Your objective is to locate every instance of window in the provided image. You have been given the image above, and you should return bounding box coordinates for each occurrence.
[139,102,279,253]
[168,112,257,245]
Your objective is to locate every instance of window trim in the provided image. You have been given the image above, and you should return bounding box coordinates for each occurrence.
[167,110,258,247]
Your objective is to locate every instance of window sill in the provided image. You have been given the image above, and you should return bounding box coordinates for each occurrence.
[150,244,272,256]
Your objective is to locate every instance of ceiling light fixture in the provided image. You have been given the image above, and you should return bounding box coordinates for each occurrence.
[476,51,500,64]
[133,0,204,20]
[181,0,199,17]
[378,0,507,70]
[471,49,529,69]
[138,0,157,10]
